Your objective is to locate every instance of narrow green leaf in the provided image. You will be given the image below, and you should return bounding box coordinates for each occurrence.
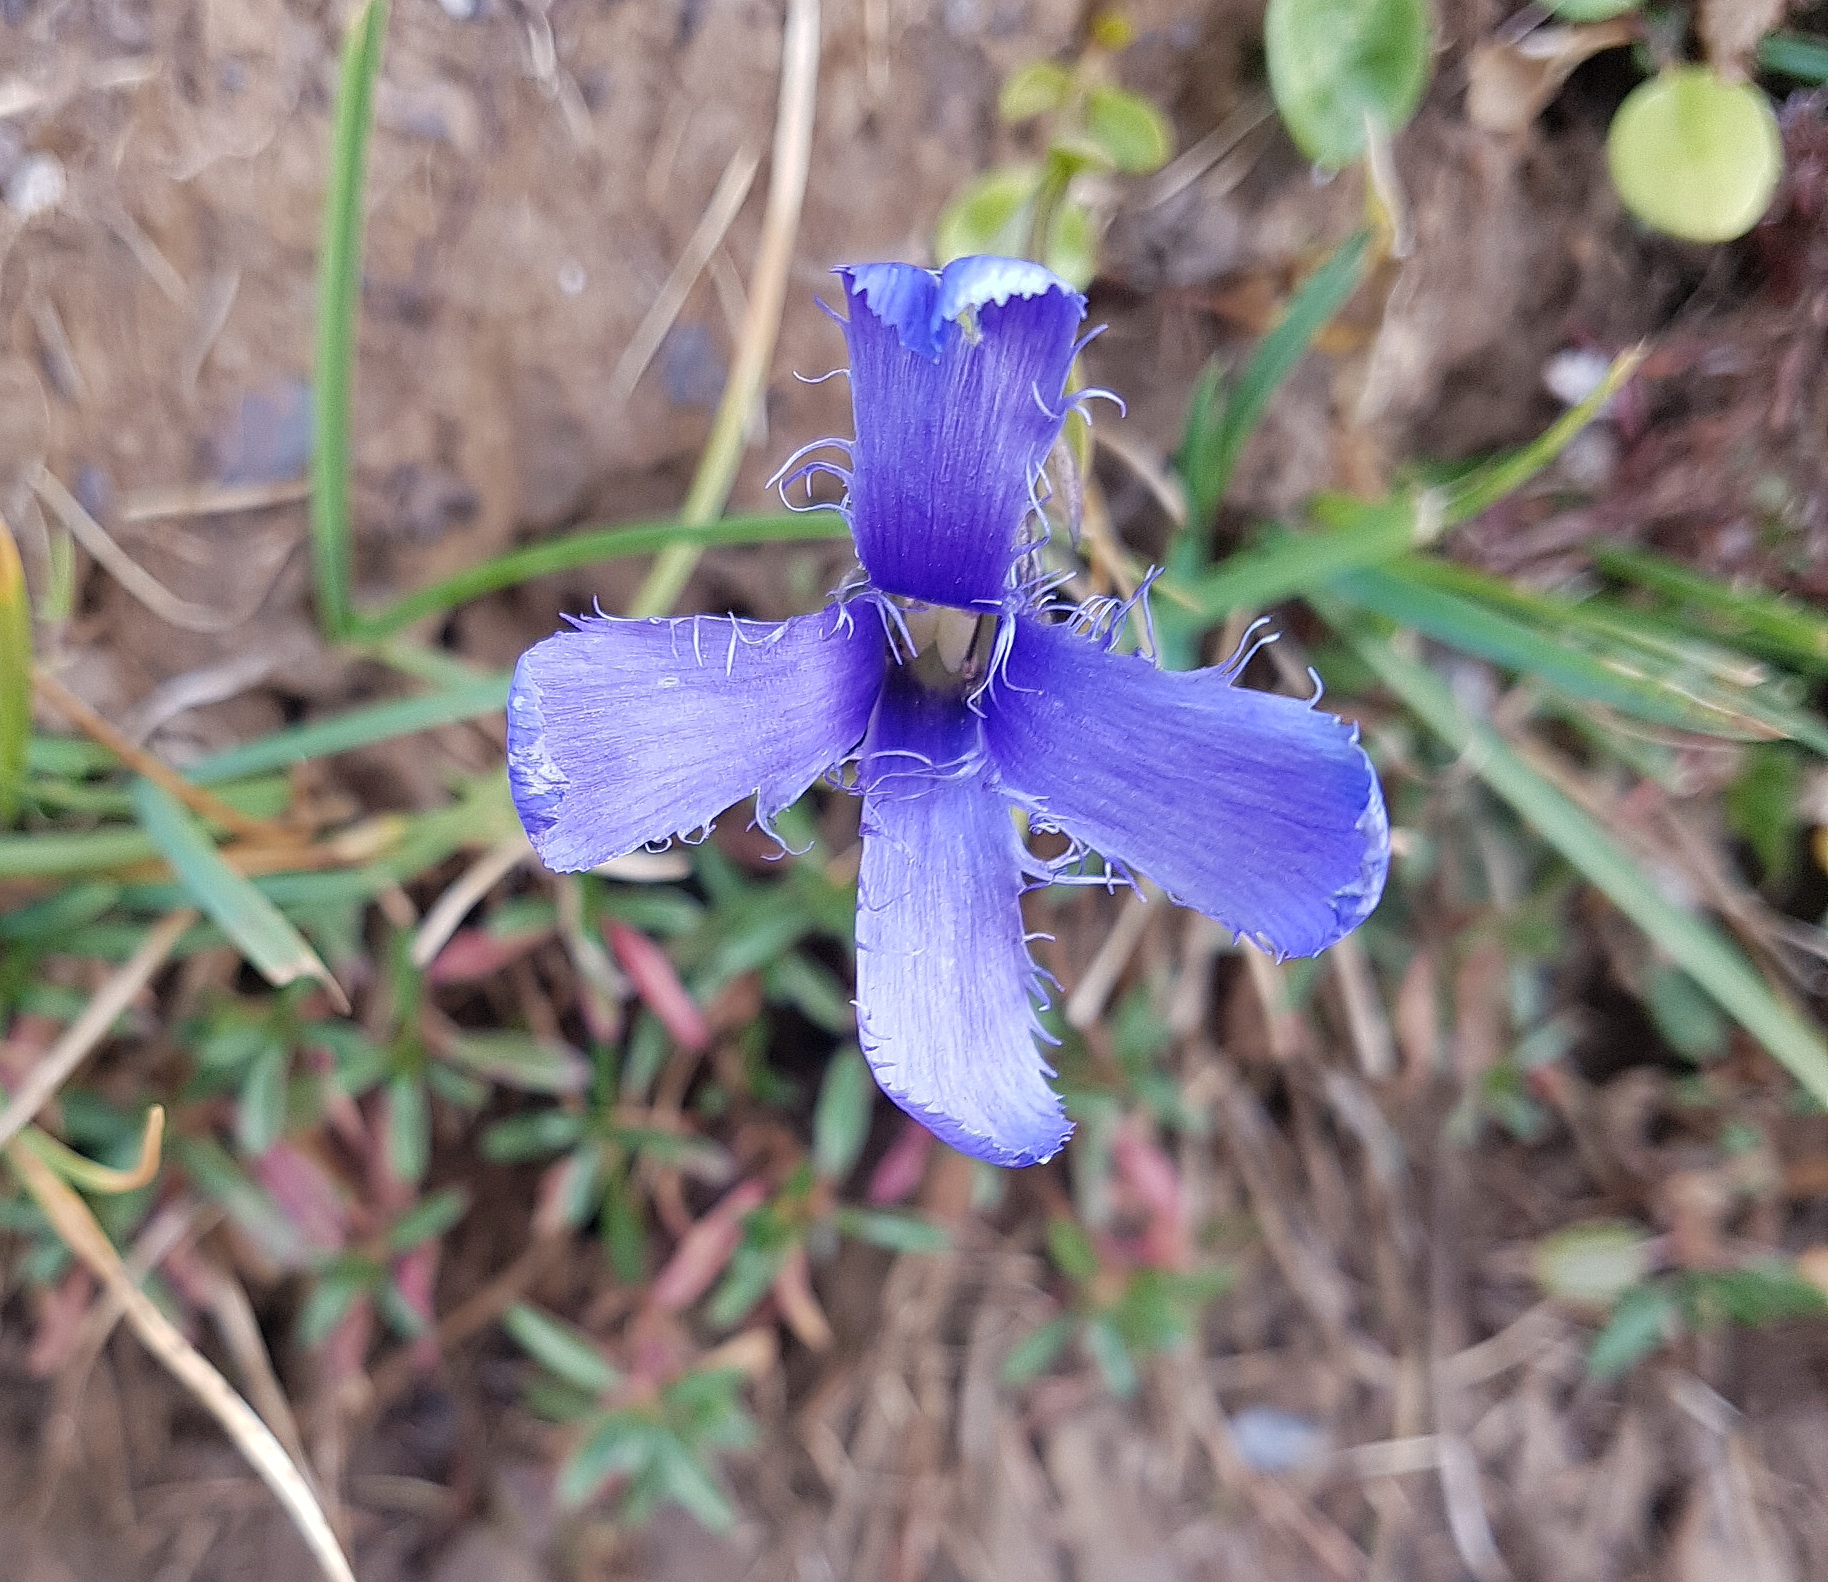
[1337,559,1825,744]
[653,1435,737,1533]
[1081,1313,1141,1398]
[811,1045,873,1181]
[299,1263,376,1349]
[1177,496,1423,620]
[559,1411,656,1508]
[1587,1281,1678,1379]
[1323,602,1828,1111]
[385,1185,467,1253]
[504,1302,621,1395]
[1441,345,1644,525]
[1760,30,1828,83]
[1177,230,1370,530]
[131,779,339,1000]
[356,513,845,640]
[831,1205,950,1255]
[312,0,390,639]
[440,1031,589,1095]
[1046,1216,1101,1283]
[188,677,508,784]
[0,515,32,822]
[1001,1313,1073,1387]
[1593,544,1828,675]
[385,1070,429,1185]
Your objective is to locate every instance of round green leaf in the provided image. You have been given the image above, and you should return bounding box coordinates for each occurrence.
[935,165,1039,263]
[1533,1220,1653,1310]
[1607,68,1783,243]
[1084,84,1174,174]
[1265,0,1432,170]
[1000,60,1075,123]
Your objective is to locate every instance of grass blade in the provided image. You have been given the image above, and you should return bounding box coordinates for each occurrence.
[1439,345,1644,526]
[1593,544,1828,676]
[1318,595,1828,1109]
[1337,559,1828,747]
[358,512,844,639]
[131,780,345,1008]
[188,675,508,784]
[1177,229,1370,530]
[0,513,29,822]
[6,1141,357,1582]
[312,0,389,640]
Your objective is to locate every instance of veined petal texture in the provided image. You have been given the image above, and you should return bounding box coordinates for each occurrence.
[854,673,1071,1167]
[983,616,1389,959]
[507,602,886,871]
[837,256,1086,609]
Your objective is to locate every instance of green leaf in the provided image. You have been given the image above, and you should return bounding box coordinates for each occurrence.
[312,0,389,639]
[357,514,842,640]
[503,1301,621,1396]
[935,166,1041,265]
[1265,0,1431,169]
[831,1205,950,1255]
[652,1435,737,1533]
[1001,1313,1073,1387]
[1726,744,1802,885]
[188,677,508,784]
[559,1410,657,1509]
[440,1031,589,1095]
[481,1109,585,1162]
[1046,1216,1100,1283]
[1323,606,1828,1112]
[1533,1220,1653,1309]
[811,1045,873,1181]
[1176,230,1371,532]
[1760,30,1828,84]
[0,514,32,823]
[131,779,339,1000]
[299,1261,377,1349]
[1607,68,1783,243]
[999,60,1075,122]
[1084,84,1174,173]
[237,1044,290,1157]
[1588,1281,1678,1378]
[385,1184,467,1252]
[1643,964,1730,1064]
[1081,1313,1141,1398]
[385,1070,429,1186]
[1545,0,1640,17]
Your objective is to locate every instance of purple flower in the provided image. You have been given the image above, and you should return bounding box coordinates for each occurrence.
[506,257,1388,1167]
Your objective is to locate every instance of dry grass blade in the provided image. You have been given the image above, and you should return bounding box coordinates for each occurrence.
[118,477,311,524]
[29,464,253,634]
[34,666,298,844]
[609,143,762,404]
[629,0,822,616]
[6,1142,357,1582]
[0,907,196,1152]
[410,835,530,967]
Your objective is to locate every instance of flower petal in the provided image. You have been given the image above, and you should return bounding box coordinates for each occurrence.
[854,673,1071,1167]
[508,602,885,871]
[983,617,1389,958]
[836,256,1086,609]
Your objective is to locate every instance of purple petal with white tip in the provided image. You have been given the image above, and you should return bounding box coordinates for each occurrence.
[507,602,885,871]
[836,255,1086,609]
[982,616,1389,958]
[854,673,1071,1167]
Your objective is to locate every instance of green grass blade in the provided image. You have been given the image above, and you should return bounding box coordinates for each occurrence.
[1759,31,1828,83]
[311,0,389,641]
[0,827,160,879]
[1440,346,1643,526]
[1318,594,1828,1110]
[1593,544,1828,676]
[1371,557,1828,752]
[1176,229,1370,530]
[0,515,31,822]
[1175,495,1427,621]
[188,676,508,784]
[130,779,342,1004]
[357,512,844,639]
[1331,561,1808,740]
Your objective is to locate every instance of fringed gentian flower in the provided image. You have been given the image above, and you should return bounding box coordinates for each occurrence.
[507,257,1389,1167]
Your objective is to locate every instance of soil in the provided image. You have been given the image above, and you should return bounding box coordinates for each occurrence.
[4,1,1828,1579]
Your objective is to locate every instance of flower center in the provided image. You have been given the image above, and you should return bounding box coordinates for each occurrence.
[897,601,997,694]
